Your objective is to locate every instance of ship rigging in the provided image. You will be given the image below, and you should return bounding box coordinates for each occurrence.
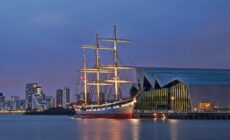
[74,26,136,119]
[82,25,132,105]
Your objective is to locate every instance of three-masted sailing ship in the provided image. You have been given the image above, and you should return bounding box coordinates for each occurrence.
[73,26,136,119]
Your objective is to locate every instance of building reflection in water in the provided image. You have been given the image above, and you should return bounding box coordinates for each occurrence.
[169,119,178,140]
[129,119,140,140]
[77,119,140,140]
[74,118,230,140]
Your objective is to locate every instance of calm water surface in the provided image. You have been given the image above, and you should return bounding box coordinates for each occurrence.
[0,115,229,140]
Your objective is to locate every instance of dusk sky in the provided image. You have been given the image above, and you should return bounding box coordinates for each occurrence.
[0,0,230,98]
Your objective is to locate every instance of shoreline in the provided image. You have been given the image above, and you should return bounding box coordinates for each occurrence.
[23,108,75,116]
[133,112,230,120]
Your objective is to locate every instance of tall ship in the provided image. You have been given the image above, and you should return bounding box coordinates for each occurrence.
[73,26,137,119]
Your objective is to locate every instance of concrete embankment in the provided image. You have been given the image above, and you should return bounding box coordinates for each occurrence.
[0,111,25,115]
[133,112,230,120]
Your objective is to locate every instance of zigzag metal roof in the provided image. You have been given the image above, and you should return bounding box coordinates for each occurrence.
[136,67,230,88]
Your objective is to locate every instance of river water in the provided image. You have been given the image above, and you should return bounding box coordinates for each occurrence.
[0,115,229,140]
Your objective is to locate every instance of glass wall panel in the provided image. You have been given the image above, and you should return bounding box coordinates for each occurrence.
[136,82,191,112]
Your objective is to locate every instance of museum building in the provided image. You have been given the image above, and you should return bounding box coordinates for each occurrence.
[134,67,230,112]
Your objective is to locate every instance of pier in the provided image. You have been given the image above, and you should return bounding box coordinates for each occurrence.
[133,112,230,120]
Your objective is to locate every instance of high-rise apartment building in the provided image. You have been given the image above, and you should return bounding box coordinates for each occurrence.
[11,96,20,110]
[45,96,55,109]
[56,87,70,109]
[0,93,5,111]
[25,83,38,110]
[25,83,46,111]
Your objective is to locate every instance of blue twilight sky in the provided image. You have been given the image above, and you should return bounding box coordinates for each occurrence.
[0,0,230,98]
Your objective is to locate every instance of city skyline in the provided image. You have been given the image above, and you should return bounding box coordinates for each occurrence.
[1,0,230,98]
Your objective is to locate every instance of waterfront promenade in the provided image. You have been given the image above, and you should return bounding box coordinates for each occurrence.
[0,110,25,115]
[134,111,230,120]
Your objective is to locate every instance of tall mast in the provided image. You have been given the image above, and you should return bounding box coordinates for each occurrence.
[83,50,88,105]
[99,25,132,101]
[96,33,101,105]
[113,25,119,101]
[81,34,113,105]
[81,26,132,104]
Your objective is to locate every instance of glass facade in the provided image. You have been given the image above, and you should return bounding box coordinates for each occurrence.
[136,67,230,112]
[136,82,191,112]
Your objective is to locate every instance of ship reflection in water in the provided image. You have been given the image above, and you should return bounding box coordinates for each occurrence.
[79,119,140,140]
[0,115,230,140]
[76,118,230,140]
